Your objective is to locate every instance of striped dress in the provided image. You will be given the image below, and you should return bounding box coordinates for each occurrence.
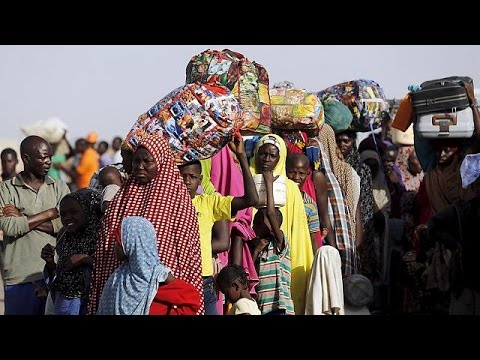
[255,235,295,315]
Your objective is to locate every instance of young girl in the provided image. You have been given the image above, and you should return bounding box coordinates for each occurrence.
[41,189,101,315]
[96,216,201,315]
[216,264,261,315]
[251,170,295,315]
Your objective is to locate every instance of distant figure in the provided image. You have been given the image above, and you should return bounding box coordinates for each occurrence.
[97,166,123,213]
[0,135,70,315]
[111,137,123,164]
[1,148,18,182]
[97,141,113,168]
[75,138,100,189]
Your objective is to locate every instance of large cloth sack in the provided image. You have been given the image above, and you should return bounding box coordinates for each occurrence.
[186,49,271,134]
[322,96,353,133]
[270,81,324,136]
[411,76,472,115]
[21,117,68,144]
[317,79,389,132]
[125,83,242,164]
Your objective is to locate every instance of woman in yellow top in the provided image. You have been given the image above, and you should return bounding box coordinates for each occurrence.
[250,134,314,315]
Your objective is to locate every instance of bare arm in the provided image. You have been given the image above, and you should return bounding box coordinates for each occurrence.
[263,171,284,251]
[1,205,58,236]
[310,232,319,254]
[229,134,259,217]
[229,232,244,266]
[464,81,480,152]
[26,208,58,231]
[34,221,55,235]
[312,171,335,247]
[211,220,230,255]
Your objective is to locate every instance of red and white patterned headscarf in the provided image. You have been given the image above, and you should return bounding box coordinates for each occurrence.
[87,135,203,314]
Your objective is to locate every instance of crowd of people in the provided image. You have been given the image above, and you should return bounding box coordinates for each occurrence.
[1,83,480,316]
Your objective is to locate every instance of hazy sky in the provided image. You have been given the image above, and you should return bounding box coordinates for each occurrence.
[1,45,479,145]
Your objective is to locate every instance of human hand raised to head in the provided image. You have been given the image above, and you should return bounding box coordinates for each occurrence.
[2,204,22,217]
[462,80,476,104]
[228,131,245,157]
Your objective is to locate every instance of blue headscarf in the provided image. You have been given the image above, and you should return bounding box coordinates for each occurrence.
[96,216,171,315]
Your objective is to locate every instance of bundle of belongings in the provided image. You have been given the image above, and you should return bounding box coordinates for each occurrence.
[270,81,324,137]
[186,49,271,135]
[125,82,242,164]
[21,117,68,145]
[317,79,389,132]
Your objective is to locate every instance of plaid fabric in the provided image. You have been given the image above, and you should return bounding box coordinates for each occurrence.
[314,139,357,275]
[87,135,203,314]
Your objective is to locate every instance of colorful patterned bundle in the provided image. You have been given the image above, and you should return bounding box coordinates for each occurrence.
[270,81,324,136]
[318,79,389,132]
[125,83,242,164]
[186,49,271,134]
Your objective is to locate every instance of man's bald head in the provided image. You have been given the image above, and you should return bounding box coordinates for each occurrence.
[20,135,51,157]
[286,153,310,170]
[19,135,53,177]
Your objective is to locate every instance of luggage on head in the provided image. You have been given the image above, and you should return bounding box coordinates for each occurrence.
[270,81,324,136]
[186,49,271,135]
[411,76,475,139]
[125,82,242,164]
[317,79,389,132]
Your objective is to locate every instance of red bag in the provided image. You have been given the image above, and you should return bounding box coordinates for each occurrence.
[149,279,201,315]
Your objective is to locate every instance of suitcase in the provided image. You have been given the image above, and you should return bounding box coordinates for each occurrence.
[125,82,242,164]
[415,107,474,138]
[411,76,472,114]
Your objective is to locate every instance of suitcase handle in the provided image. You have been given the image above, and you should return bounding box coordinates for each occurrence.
[432,113,457,135]
[432,113,457,125]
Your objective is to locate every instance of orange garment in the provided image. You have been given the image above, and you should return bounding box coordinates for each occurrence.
[76,147,99,189]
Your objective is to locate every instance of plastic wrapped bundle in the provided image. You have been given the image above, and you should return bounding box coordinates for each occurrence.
[318,79,389,132]
[270,81,324,136]
[125,82,242,164]
[186,49,271,134]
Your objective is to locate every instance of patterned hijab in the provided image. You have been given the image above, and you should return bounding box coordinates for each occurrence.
[56,189,102,299]
[319,124,356,236]
[395,145,424,193]
[97,217,172,315]
[87,135,203,314]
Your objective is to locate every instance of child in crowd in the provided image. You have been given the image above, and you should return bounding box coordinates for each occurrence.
[250,170,295,315]
[41,189,101,315]
[97,216,201,315]
[216,264,261,315]
[178,133,258,315]
[97,166,123,213]
[286,153,323,252]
